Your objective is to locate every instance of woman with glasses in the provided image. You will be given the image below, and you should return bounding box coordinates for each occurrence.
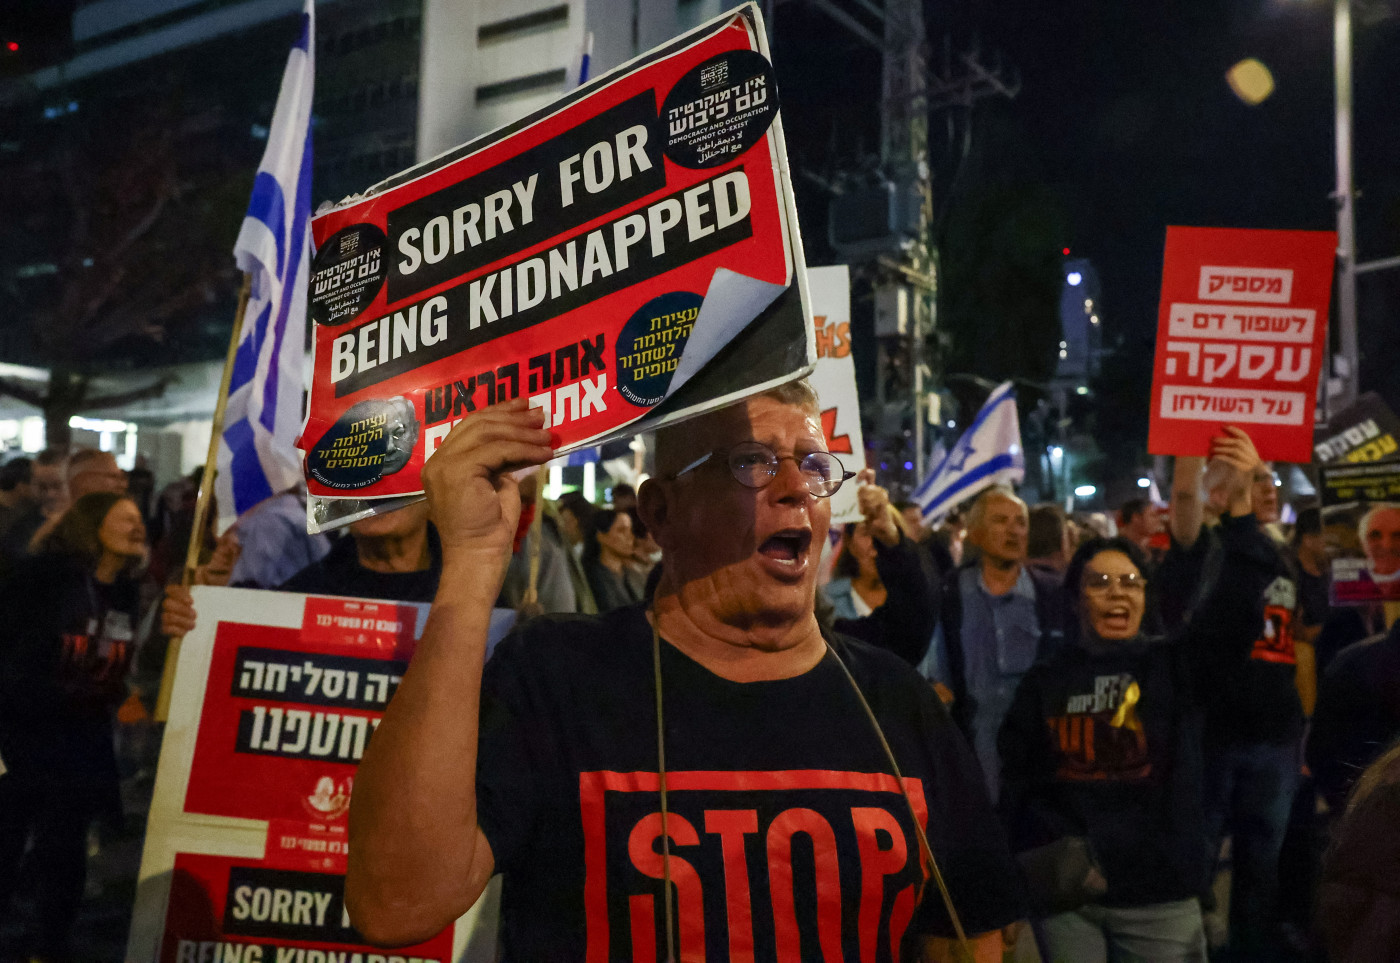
[996,454,1279,962]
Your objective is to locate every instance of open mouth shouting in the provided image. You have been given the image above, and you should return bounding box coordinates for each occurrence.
[1094,601,1138,638]
[756,527,813,581]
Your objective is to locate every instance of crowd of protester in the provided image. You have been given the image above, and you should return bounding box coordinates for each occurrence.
[1,402,1399,961]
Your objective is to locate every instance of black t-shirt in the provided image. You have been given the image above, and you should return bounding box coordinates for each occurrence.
[477,605,1025,962]
[1157,519,1303,746]
[0,554,139,813]
[278,528,440,603]
[1307,622,1400,809]
[1297,564,1330,630]
[998,512,1278,907]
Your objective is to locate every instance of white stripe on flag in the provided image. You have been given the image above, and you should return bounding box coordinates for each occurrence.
[915,381,1025,523]
[216,0,314,533]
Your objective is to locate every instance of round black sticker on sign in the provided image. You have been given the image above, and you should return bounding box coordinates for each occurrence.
[615,292,702,407]
[307,396,419,490]
[661,50,778,170]
[310,224,387,326]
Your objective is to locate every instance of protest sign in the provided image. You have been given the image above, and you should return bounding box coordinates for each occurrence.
[1313,391,1400,465]
[1148,226,1336,463]
[1319,462,1400,606]
[805,265,866,524]
[301,3,812,532]
[128,588,517,962]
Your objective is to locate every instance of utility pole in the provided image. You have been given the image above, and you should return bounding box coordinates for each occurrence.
[878,0,932,477]
[1333,0,1359,415]
[811,0,1014,481]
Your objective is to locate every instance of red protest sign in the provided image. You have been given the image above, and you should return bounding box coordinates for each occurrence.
[157,852,452,961]
[1148,226,1336,463]
[183,600,412,826]
[301,4,811,524]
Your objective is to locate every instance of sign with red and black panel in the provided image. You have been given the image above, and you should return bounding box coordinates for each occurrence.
[157,853,453,963]
[302,4,813,530]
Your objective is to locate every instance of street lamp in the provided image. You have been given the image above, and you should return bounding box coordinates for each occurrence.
[1333,0,1359,414]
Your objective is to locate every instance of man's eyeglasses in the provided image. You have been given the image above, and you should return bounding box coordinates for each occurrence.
[670,441,856,498]
[1081,571,1147,595]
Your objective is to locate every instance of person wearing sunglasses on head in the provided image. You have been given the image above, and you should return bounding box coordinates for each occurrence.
[346,379,1028,962]
[996,429,1279,963]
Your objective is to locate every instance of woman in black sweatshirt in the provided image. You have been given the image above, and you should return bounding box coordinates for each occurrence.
[997,508,1278,962]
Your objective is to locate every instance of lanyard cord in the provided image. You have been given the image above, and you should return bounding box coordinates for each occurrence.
[649,618,973,963]
[822,639,973,959]
[652,620,677,963]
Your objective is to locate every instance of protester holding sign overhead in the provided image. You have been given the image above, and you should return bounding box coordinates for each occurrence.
[301,4,813,535]
[1157,428,1304,962]
[347,384,1027,961]
[999,447,1276,961]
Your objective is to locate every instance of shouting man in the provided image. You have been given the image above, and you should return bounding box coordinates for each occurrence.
[347,383,1025,961]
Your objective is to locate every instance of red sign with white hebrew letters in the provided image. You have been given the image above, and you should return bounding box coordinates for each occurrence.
[183,599,417,827]
[1148,226,1336,463]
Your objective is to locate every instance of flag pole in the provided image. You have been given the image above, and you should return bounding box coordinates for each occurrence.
[154,271,253,722]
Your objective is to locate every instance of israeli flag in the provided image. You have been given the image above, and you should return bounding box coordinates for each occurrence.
[913,381,1024,523]
[217,2,314,532]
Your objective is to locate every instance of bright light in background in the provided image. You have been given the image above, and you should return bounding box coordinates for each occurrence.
[1084,299,1093,310]
[1090,315,1100,325]
[1227,58,1275,106]
[946,420,956,428]
[1066,271,1083,286]
[21,418,44,452]
[1050,446,1063,458]
[1137,477,1152,489]
[1075,484,1097,497]
[70,416,131,433]
[1076,386,1089,395]
[903,461,914,470]
[583,461,596,502]
[547,465,563,500]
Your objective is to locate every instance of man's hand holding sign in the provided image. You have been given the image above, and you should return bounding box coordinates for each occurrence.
[302,5,814,533]
[348,398,551,944]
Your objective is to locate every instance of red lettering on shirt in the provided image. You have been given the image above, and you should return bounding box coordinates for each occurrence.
[628,812,705,960]
[704,809,758,963]
[853,806,911,963]
[1250,605,1296,664]
[580,770,930,963]
[768,808,843,962]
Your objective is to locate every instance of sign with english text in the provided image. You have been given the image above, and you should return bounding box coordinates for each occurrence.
[805,266,866,524]
[1148,226,1336,463]
[128,589,518,962]
[301,4,813,531]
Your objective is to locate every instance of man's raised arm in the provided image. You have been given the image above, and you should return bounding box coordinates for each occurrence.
[345,399,553,945]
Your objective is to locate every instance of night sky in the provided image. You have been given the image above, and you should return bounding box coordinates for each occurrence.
[3,0,1396,416]
[777,0,1400,425]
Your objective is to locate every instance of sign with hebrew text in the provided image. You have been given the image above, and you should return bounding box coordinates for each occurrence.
[1148,226,1335,462]
[300,4,813,531]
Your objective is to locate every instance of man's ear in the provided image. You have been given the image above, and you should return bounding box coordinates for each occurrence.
[638,479,668,543]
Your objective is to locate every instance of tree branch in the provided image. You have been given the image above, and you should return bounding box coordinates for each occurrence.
[0,379,47,409]
[83,377,174,411]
